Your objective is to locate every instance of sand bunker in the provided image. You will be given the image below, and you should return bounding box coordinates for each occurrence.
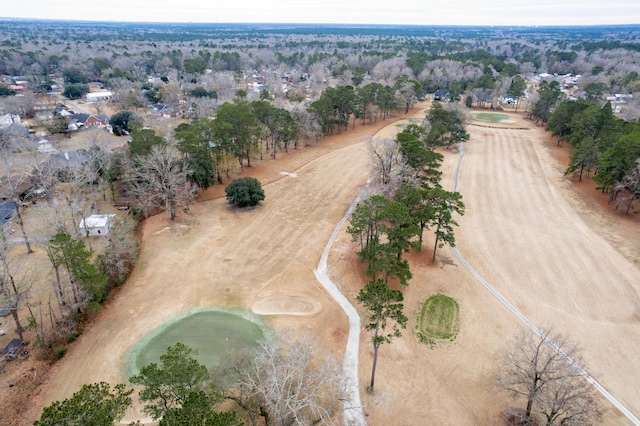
[279,171,299,178]
[252,295,322,315]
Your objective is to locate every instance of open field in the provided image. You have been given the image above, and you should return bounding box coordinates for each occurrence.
[20,107,640,425]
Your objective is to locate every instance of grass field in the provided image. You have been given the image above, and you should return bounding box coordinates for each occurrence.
[417,294,460,345]
[472,112,511,123]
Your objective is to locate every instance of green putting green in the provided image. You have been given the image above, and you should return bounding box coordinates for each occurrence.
[472,112,511,123]
[128,308,269,375]
[417,294,460,345]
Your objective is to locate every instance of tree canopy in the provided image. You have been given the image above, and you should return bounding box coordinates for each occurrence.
[497,328,602,425]
[62,84,89,100]
[129,342,210,420]
[225,176,265,207]
[35,382,132,426]
[109,110,138,136]
[357,278,408,393]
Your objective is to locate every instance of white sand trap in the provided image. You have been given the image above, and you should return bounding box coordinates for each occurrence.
[279,171,299,178]
[252,295,321,315]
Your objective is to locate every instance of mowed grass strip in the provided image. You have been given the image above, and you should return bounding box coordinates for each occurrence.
[417,294,460,343]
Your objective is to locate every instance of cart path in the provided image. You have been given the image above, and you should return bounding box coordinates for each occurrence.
[314,194,366,426]
[450,140,640,426]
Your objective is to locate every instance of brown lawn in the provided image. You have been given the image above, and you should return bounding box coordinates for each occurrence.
[15,106,640,425]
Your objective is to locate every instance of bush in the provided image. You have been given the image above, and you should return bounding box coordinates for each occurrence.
[53,346,68,360]
[67,330,82,343]
[225,177,265,207]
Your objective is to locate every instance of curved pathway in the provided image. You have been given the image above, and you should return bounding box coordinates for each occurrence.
[314,195,366,426]
[450,140,640,426]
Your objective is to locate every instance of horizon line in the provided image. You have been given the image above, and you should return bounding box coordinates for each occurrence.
[1,17,639,28]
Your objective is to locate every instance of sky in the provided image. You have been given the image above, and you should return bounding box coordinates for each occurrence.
[2,0,639,26]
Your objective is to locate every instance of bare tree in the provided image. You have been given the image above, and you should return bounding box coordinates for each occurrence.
[217,332,348,426]
[613,158,640,215]
[0,161,36,254]
[97,216,139,286]
[288,104,321,147]
[0,228,31,340]
[367,136,404,195]
[497,328,602,426]
[92,102,104,116]
[126,144,196,221]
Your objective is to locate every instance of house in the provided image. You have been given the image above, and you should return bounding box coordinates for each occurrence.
[501,94,517,105]
[614,94,633,104]
[38,138,56,153]
[0,121,29,140]
[2,338,23,361]
[68,113,109,130]
[0,114,20,130]
[53,105,74,117]
[474,92,496,108]
[0,176,43,201]
[86,91,113,102]
[151,104,179,118]
[434,89,450,102]
[79,214,116,236]
[0,201,16,227]
[41,149,91,181]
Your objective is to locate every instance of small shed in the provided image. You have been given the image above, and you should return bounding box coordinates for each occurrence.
[79,214,116,236]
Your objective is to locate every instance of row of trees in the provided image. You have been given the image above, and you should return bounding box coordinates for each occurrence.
[546,98,640,214]
[309,79,420,135]
[37,336,346,426]
[173,98,317,190]
[348,104,467,393]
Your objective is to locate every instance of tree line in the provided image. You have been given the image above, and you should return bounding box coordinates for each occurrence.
[310,79,420,134]
[546,98,640,214]
[347,102,467,393]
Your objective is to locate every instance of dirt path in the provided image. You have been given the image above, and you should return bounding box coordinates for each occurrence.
[24,108,640,426]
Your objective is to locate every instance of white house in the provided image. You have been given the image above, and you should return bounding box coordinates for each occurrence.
[0,114,20,130]
[86,91,113,102]
[79,214,116,236]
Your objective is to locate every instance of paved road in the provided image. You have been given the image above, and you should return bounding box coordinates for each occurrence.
[49,92,90,114]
